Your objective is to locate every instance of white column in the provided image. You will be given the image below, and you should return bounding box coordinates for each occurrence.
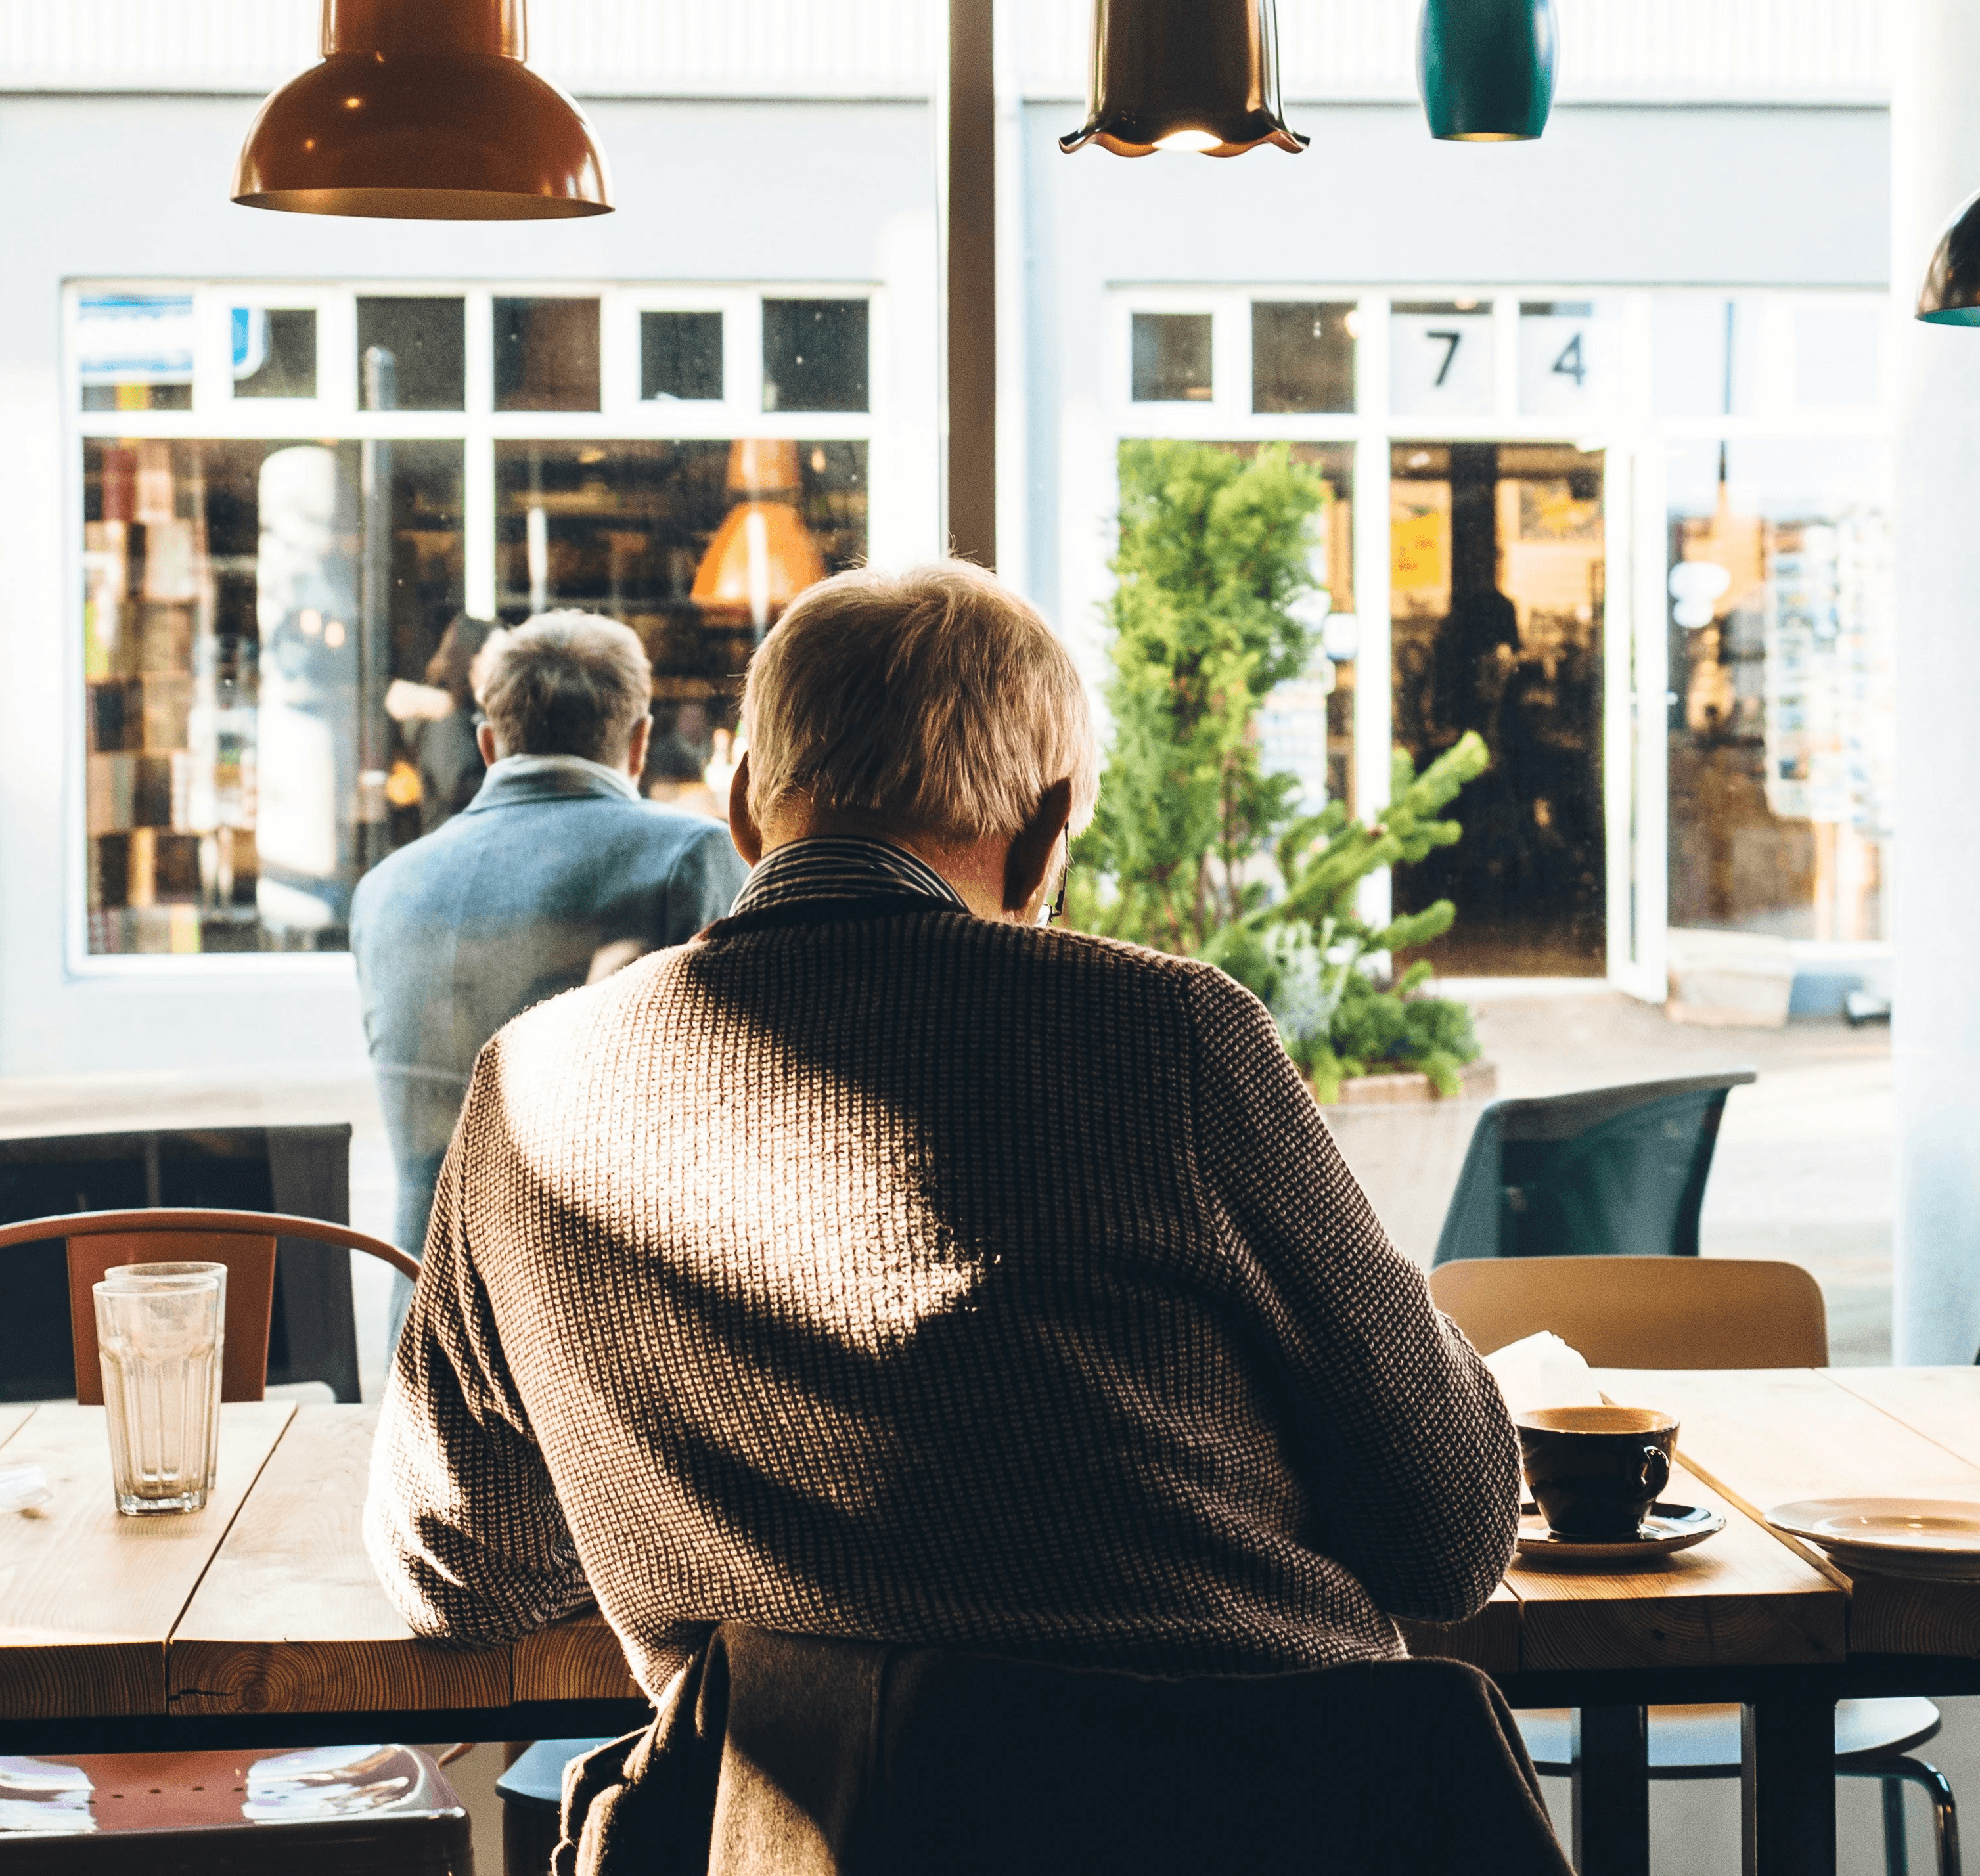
[1893,0,1980,1363]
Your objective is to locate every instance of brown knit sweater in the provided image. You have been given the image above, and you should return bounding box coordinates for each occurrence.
[364,899,1520,1693]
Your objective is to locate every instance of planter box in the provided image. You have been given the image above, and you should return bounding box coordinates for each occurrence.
[1319,1057,1498,1107]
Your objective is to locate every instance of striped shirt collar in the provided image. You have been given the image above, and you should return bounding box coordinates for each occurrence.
[731,836,970,917]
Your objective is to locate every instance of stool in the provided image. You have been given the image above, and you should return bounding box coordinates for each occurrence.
[495,1737,615,1876]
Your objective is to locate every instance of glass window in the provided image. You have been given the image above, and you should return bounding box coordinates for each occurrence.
[1666,439,1894,942]
[1793,302,1881,410]
[78,294,194,411]
[355,297,466,411]
[761,299,868,412]
[1517,301,1612,417]
[642,311,724,403]
[83,437,464,955]
[1131,312,1212,403]
[1652,296,1757,418]
[233,309,317,400]
[495,437,868,815]
[1389,301,1493,416]
[1390,441,1608,977]
[1251,302,1355,414]
[494,297,602,413]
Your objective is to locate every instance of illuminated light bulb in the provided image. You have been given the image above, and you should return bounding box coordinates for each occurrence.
[1155,129,1222,153]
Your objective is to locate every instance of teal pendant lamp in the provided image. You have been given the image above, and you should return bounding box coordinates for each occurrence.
[1917,188,1980,324]
[1060,0,1307,158]
[1418,0,1557,143]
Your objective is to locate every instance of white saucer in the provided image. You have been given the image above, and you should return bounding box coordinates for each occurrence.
[1765,1498,1980,1582]
[1516,1502,1726,1563]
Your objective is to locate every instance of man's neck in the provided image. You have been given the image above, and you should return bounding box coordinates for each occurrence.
[764,813,1008,922]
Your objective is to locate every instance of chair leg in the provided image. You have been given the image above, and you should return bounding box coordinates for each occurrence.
[1885,1776,1911,1876]
[1840,1757,1960,1876]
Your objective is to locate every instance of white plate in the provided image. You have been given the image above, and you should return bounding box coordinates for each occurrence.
[1765,1498,1980,1582]
[1516,1502,1725,1563]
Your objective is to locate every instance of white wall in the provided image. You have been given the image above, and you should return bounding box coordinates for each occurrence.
[0,93,936,1077]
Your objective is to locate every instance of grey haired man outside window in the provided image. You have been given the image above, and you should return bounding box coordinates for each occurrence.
[351,610,747,1349]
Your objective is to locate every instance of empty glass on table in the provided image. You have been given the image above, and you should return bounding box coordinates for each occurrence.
[93,1261,226,1514]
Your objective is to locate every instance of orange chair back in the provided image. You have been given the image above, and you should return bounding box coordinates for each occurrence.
[65,1229,279,1405]
[0,1207,420,1402]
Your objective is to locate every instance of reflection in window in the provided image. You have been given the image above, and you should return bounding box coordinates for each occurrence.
[494,439,867,814]
[1251,303,1354,414]
[355,298,466,411]
[1131,313,1212,403]
[642,311,724,403]
[495,297,602,413]
[1390,443,1608,977]
[79,294,194,411]
[1667,441,1894,941]
[761,300,868,412]
[83,438,464,955]
[233,309,317,400]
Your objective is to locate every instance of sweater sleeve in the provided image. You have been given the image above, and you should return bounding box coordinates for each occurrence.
[1181,962,1519,1624]
[363,1069,593,1642]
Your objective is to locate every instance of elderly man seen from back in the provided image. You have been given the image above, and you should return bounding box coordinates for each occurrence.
[364,563,1519,1696]
[350,611,747,1349]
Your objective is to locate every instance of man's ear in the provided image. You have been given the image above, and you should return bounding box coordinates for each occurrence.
[729,752,763,866]
[625,715,652,782]
[1002,777,1075,916]
[476,721,499,767]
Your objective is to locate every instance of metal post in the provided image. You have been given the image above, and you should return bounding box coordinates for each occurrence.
[939,0,997,567]
[1571,1705,1650,1876]
[1741,1699,1835,1876]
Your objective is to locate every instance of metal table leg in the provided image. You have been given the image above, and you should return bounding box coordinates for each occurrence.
[1742,1699,1836,1876]
[1572,1705,1650,1876]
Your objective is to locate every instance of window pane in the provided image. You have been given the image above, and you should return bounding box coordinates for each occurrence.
[762,299,869,412]
[1389,302,1493,416]
[1666,439,1895,942]
[494,296,602,413]
[1131,313,1211,403]
[642,311,724,403]
[1517,301,1612,417]
[494,437,866,811]
[356,297,465,411]
[1251,302,1355,414]
[78,294,193,411]
[83,437,464,954]
[233,308,317,400]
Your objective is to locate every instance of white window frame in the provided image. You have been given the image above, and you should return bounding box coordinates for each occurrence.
[64,276,885,977]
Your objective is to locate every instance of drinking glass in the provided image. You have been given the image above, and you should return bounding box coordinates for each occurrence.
[93,1263,225,1515]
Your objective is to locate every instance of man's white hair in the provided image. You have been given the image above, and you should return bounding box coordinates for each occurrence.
[473,610,650,763]
[743,562,1098,845]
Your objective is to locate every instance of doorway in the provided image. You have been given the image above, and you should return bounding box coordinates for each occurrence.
[1389,443,1607,976]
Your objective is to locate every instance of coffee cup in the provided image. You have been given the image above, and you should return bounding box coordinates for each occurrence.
[1515,1406,1678,1541]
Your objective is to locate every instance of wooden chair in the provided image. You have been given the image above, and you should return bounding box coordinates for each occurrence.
[1431,1071,1757,1266]
[1430,1255,1961,1876]
[0,1209,453,1875]
[0,1207,420,1405]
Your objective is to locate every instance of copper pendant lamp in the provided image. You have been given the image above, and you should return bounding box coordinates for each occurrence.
[232,0,612,219]
[692,441,826,635]
[1060,0,1307,158]
[1917,187,1980,326]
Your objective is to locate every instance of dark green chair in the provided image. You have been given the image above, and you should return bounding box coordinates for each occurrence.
[1430,1071,1756,1267]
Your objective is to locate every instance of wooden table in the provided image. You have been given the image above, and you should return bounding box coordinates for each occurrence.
[3,1375,1978,1876]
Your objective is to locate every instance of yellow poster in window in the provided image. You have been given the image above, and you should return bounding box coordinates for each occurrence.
[1391,510,1447,594]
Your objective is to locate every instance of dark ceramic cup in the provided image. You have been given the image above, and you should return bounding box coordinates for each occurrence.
[1515,1405,1679,1541]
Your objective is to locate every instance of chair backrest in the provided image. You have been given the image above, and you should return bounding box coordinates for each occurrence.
[1429,1254,1829,1368]
[565,1624,1573,1874]
[1431,1070,1757,1266]
[0,1209,419,1405]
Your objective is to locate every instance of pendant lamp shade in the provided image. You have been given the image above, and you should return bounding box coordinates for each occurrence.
[232,0,611,219]
[1917,187,1980,325]
[692,501,826,633]
[1418,0,1557,143]
[1060,0,1307,158]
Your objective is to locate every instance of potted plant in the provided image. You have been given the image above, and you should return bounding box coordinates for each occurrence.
[1069,438,1489,1104]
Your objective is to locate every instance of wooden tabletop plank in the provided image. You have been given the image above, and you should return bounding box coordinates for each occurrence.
[1397,1582,1522,1676]
[1505,1465,1845,1673]
[168,1404,510,1716]
[0,1402,293,1720]
[1595,1367,1980,1659]
[513,1607,646,1704]
[1826,1368,1980,1473]
[0,1404,38,1452]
